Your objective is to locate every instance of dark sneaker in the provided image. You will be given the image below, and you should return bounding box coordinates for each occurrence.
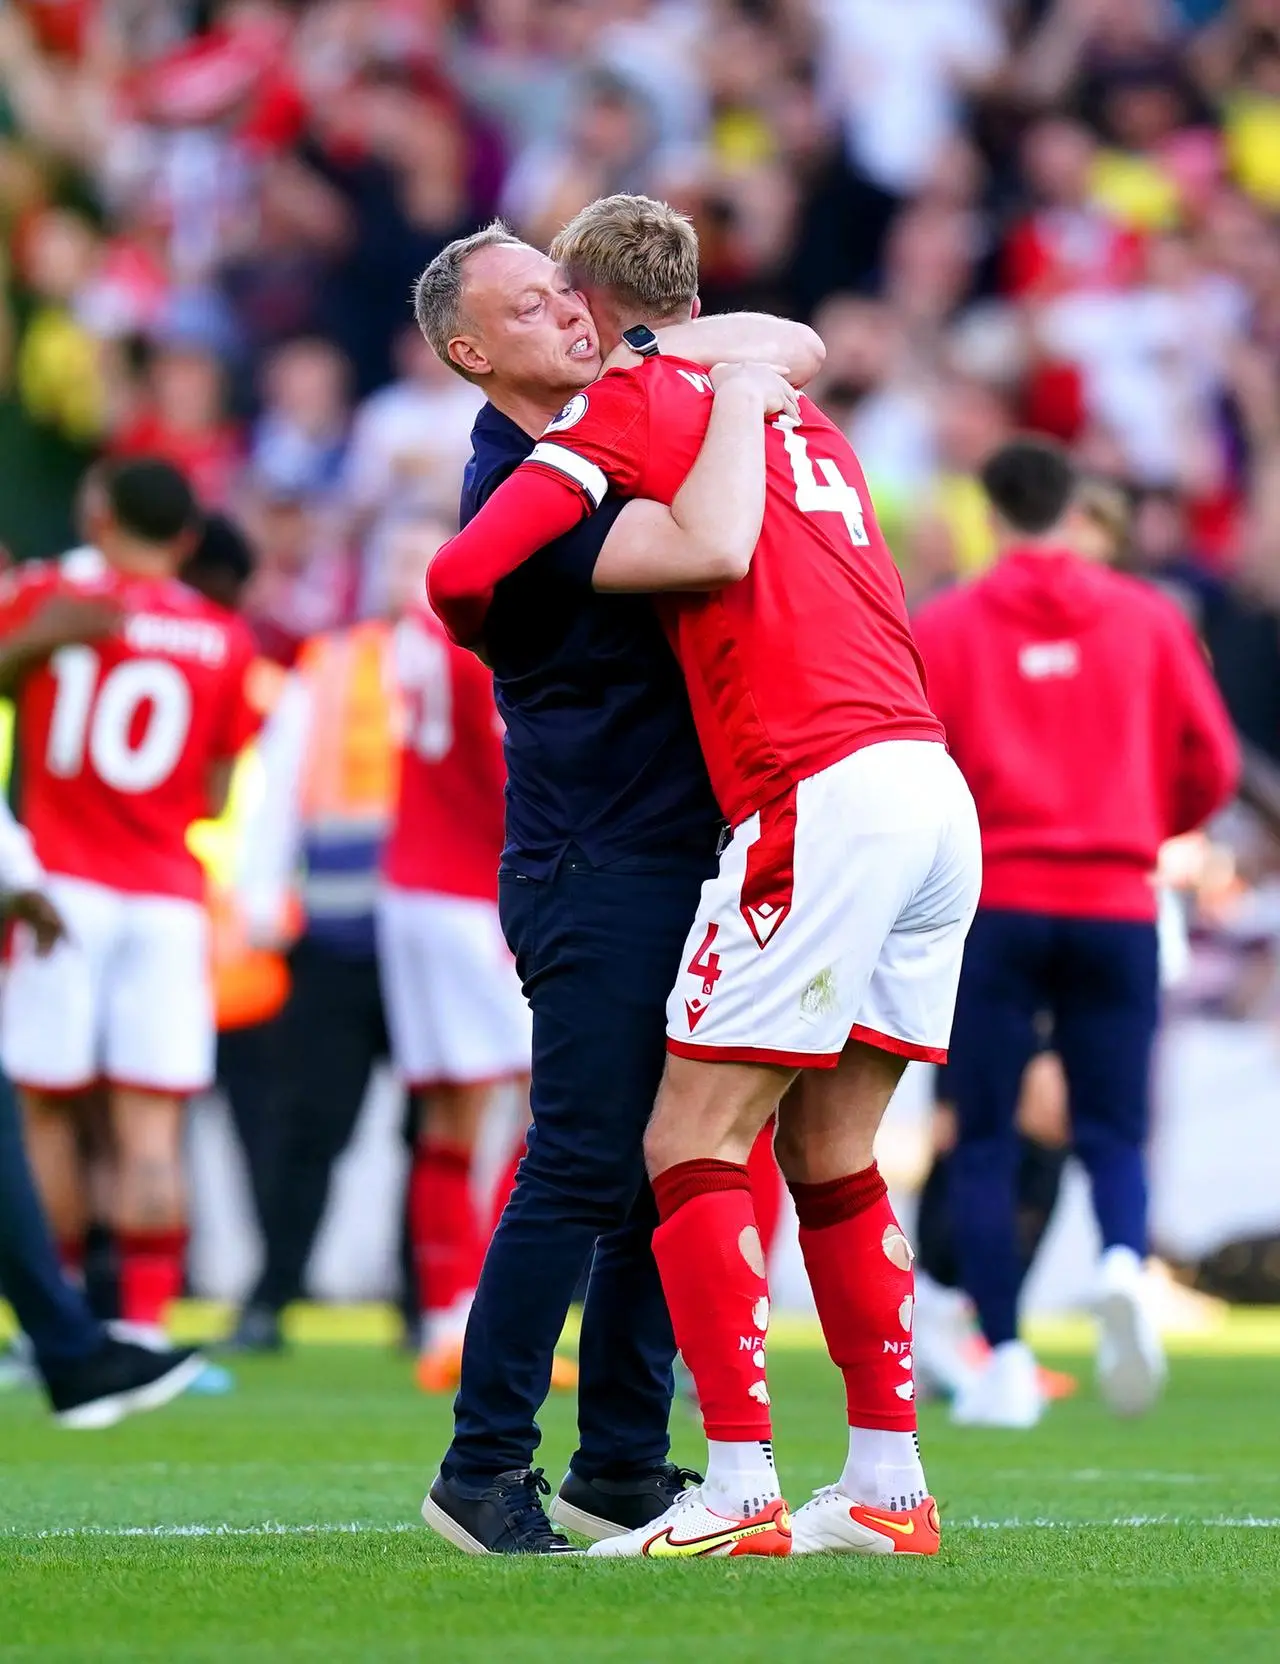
[43,1340,206,1429]
[220,1304,284,1354]
[422,1467,579,1555]
[549,1463,703,1542]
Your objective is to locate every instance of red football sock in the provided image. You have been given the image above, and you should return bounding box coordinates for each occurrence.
[410,1141,483,1319]
[118,1227,188,1328]
[791,1164,918,1431]
[487,1138,525,1236]
[747,1118,784,1261]
[652,1159,773,1442]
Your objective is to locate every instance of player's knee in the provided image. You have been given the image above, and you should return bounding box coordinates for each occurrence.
[642,1113,680,1181]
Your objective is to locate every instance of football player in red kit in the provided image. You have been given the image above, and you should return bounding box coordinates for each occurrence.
[0,460,262,1340]
[429,197,982,1558]
[377,517,549,1393]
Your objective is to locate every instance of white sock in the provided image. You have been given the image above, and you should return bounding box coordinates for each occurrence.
[702,1439,781,1519]
[421,1292,474,1353]
[841,1427,927,1511]
[1100,1245,1143,1285]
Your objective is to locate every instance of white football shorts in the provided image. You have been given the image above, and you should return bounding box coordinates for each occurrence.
[666,741,982,1068]
[1,874,214,1094]
[376,885,532,1088]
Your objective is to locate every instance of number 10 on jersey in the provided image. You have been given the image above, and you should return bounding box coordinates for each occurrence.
[47,646,192,794]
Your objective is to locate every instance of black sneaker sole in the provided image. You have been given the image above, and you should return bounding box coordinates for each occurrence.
[56,1352,206,1430]
[421,1492,493,1555]
[547,1494,629,1542]
[420,1492,582,1556]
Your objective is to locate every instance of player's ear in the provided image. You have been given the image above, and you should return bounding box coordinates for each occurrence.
[690,293,702,321]
[449,336,489,378]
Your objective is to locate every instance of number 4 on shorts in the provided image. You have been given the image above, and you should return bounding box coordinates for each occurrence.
[687,923,722,997]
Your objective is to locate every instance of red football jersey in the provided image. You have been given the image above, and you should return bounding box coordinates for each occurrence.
[0,563,262,900]
[382,604,507,901]
[520,359,943,825]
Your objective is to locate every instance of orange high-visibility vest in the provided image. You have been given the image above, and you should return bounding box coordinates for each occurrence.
[190,658,294,1033]
[297,620,400,824]
[293,620,400,941]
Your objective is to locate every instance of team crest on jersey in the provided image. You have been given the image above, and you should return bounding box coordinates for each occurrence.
[545,393,588,434]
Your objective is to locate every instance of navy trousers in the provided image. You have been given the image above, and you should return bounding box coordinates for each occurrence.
[442,855,712,1486]
[947,907,1160,1346]
[0,1068,101,1368]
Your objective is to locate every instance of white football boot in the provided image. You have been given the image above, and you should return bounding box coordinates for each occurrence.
[790,1487,941,1555]
[1095,1246,1167,1417]
[950,1338,1046,1428]
[585,1483,792,1559]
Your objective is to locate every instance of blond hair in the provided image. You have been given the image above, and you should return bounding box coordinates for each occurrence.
[550,194,699,320]
[412,220,525,377]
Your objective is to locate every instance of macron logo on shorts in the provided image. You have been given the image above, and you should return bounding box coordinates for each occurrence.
[685,998,710,1032]
[742,900,788,949]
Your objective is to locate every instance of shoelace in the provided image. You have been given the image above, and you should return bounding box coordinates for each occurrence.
[663,1483,707,1517]
[495,1467,570,1547]
[666,1466,704,1493]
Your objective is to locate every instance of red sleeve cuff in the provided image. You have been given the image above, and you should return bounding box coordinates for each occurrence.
[427,466,593,645]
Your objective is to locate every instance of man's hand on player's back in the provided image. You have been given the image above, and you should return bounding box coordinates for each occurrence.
[0,587,124,697]
[22,592,124,656]
[708,361,801,422]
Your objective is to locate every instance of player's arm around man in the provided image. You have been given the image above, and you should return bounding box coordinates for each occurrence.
[428,359,799,640]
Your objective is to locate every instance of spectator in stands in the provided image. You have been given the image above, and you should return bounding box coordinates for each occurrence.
[340,324,482,614]
[111,331,243,507]
[251,336,351,502]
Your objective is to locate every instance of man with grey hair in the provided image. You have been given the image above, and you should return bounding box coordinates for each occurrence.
[413,217,823,1555]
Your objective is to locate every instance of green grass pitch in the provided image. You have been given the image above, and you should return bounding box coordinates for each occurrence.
[2,1312,1279,1663]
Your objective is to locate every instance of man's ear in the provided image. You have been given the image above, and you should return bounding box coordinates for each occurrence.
[690,293,702,320]
[449,336,490,378]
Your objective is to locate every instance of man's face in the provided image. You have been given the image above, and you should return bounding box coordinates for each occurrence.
[450,244,601,397]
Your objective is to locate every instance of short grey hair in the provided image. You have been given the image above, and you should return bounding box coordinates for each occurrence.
[412,220,524,378]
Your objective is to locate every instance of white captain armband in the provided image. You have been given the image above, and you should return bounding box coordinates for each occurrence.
[526,442,609,509]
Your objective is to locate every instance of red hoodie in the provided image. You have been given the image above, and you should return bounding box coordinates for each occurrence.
[913,549,1240,921]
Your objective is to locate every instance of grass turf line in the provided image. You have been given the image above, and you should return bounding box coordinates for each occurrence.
[2,1346,1279,1662]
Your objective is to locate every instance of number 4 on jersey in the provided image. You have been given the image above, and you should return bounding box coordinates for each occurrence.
[774,414,869,548]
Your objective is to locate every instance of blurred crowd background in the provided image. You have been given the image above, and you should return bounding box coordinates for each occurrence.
[1,0,1279,1306]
